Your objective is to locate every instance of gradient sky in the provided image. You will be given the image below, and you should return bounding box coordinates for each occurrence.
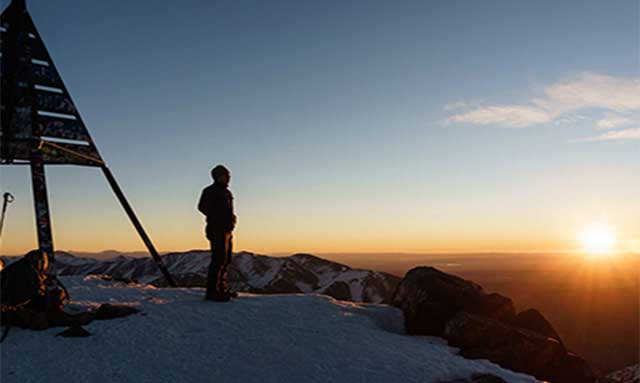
[1,0,638,255]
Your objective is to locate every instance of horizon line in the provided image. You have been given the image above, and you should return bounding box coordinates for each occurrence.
[2,248,638,258]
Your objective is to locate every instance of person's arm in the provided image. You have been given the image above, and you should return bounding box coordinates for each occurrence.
[219,190,235,231]
[230,192,237,230]
[197,188,210,216]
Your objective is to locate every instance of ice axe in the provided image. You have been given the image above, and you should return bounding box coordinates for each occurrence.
[0,192,15,240]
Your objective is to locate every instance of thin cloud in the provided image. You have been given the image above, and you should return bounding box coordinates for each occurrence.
[446,105,551,128]
[596,115,635,130]
[443,101,468,112]
[445,72,640,130]
[572,127,640,142]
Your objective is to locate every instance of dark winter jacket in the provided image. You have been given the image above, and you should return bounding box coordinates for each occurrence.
[198,183,236,238]
[0,255,47,309]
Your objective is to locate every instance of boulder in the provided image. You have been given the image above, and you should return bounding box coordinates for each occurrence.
[444,312,596,383]
[514,308,563,344]
[164,272,207,288]
[469,293,516,323]
[322,281,352,301]
[254,278,303,294]
[391,267,515,335]
[388,266,597,382]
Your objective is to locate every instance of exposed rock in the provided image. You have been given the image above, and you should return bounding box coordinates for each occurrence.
[391,267,515,335]
[321,281,352,301]
[167,272,208,288]
[603,364,640,383]
[515,308,563,344]
[391,266,594,382]
[469,293,516,323]
[362,272,400,304]
[444,312,596,383]
[254,278,303,294]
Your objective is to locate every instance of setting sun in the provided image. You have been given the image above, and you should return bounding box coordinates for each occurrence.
[579,223,617,255]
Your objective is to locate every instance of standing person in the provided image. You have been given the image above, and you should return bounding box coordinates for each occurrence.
[198,165,237,302]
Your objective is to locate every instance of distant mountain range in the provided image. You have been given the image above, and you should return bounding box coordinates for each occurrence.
[45,251,401,304]
[605,364,639,383]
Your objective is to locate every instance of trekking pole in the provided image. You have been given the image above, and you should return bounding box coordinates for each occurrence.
[0,192,15,241]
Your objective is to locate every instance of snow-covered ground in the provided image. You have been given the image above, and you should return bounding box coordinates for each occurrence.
[0,276,539,383]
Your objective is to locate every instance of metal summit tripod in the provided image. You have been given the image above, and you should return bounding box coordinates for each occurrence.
[0,0,175,286]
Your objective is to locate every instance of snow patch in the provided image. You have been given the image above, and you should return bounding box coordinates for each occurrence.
[0,277,539,383]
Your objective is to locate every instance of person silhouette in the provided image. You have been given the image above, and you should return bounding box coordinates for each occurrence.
[198,165,237,301]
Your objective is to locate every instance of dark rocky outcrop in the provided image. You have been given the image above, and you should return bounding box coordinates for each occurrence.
[515,308,563,344]
[391,267,515,335]
[251,278,303,294]
[392,266,595,383]
[321,281,352,301]
[445,312,594,383]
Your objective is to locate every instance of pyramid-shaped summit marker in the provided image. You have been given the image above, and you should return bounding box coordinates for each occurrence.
[0,0,175,286]
[1,0,102,165]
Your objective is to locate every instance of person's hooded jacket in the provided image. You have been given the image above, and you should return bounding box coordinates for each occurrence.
[198,182,236,238]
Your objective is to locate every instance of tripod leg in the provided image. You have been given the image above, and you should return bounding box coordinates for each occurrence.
[101,166,176,287]
[30,157,55,269]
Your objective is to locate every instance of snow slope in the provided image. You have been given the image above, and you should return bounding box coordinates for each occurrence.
[0,276,539,383]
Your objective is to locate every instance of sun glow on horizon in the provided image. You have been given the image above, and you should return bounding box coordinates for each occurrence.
[579,222,617,256]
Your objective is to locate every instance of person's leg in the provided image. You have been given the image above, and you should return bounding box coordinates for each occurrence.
[225,233,238,297]
[206,235,224,299]
[216,232,232,294]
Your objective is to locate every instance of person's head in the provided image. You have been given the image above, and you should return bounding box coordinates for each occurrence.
[25,249,49,273]
[211,165,231,186]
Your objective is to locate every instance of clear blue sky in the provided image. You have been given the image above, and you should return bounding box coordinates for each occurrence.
[1,0,638,255]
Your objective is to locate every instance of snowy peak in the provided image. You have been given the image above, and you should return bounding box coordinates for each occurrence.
[49,251,401,304]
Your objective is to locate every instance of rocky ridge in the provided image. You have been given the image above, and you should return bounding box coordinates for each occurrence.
[391,266,597,383]
[45,251,401,304]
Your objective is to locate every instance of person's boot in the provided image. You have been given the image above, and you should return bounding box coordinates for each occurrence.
[30,312,49,330]
[206,290,231,302]
[205,284,219,301]
[213,291,232,302]
[215,290,238,299]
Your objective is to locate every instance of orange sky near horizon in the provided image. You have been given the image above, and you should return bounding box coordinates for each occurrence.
[1,164,638,256]
[1,190,638,256]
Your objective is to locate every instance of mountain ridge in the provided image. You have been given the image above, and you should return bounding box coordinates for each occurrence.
[33,250,402,304]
